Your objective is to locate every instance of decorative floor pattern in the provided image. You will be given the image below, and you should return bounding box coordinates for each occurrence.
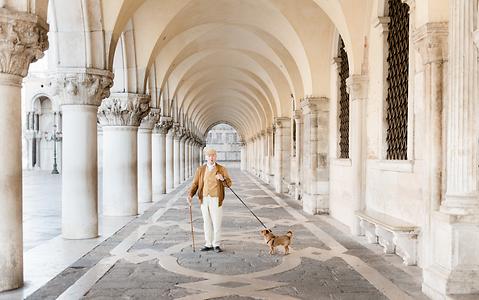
[26,169,427,300]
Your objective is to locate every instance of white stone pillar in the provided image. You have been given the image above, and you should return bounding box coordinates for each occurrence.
[98,94,150,216]
[274,117,291,193]
[57,71,113,241]
[266,128,274,183]
[0,73,25,292]
[260,131,267,181]
[190,141,195,173]
[253,134,260,177]
[0,34,65,293]
[179,135,186,183]
[152,117,172,195]
[190,139,194,176]
[187,138,192,177]
[0,15,48,289]
[293,110,302,200]
[301,97,329,214]
[422,3,479,297]
[240,142,247,171]
[138,109,160,203]
[184,138,189,178]
[166,126,175,192]
[173,124,182,188]
[251,139,255,173]
[414,23,448,270]
[346,76,368,234]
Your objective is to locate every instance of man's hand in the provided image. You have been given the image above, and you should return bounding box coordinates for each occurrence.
[216,173,224,181]
[187,195,192,206]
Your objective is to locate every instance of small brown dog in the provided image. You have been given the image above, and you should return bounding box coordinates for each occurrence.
[260,229,293,255]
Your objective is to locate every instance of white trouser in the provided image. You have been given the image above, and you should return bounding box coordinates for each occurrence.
[200,195,223,247]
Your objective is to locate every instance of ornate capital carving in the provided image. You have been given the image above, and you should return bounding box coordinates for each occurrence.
[155,116,173,134]
[414,22,448,64]
[0,8,48,77]
[373,17,390,34]
[140,108,161,130]
[54,69,114,106]
[346,75,369,100]
[169,123,180,137]
[175,126,185,140]
[293,109,302,120]
[98,93,150,127]
[274,117,291,128]
[300,96,328,114]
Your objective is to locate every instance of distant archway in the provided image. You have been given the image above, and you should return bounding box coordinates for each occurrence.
[205,123,241,168]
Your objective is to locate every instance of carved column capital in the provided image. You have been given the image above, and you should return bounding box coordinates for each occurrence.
[300,96,328,115]
[274,116,291,128]
[175,126,185,140]
[155,116,173,134]
[346,75,369,101]
[140,108,161,130]
[293,109,302,121]
[414,22,448,64]
[0,8,48,77]
[373,16,390,34]
[54,69,114,106]
[98,93,150,127]
[169,123,180,137]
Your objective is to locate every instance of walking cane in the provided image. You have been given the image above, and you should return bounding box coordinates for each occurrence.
[188,201,196,252]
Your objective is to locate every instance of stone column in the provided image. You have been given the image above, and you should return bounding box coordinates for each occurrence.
[260,131,267,181]
[0,9,48,291]
[174,125,182,187]
[137,109,160,203]
[179,134,186,183]
[274,117,291,193]
[301,97,329,214]
[256,135,261,177]
[266,128,274,184]
[152,117,172,195]
[98,94,150,216]
[248,138,254,173]
[57,70,113,241]
[422,2,479,297]
[293,110,303,200]
[240,142,247,171]
[414,23,448,270]
[346,76,368,234]
[184,137,189,178]
[166,125,176,192]
[186,138,192,177]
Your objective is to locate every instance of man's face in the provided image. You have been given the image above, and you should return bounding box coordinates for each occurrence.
[206,153,217,164]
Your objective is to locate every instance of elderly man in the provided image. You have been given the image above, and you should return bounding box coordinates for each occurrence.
[188,148,232,252]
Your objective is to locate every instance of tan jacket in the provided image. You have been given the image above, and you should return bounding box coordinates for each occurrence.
[188,163,232,207]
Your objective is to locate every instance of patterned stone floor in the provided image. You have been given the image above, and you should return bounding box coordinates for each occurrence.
[25,169,428,300]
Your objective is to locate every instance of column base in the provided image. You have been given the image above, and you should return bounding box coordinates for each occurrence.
[302,192,329,215]
[440,193,479,215]
[293,184,302,201]
[267,174,274,185]
[422,212,479,299]
[274,179,289,194]
[423,265,479,299]
[287,183,294,195]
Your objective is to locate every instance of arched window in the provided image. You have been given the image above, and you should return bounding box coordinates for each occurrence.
[338,36,349,159]
[385,0,409,160]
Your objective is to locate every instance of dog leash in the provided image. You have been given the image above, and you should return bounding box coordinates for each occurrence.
[224,182,268,229]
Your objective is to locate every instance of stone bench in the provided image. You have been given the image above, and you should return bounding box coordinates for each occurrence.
[355,210,419,266]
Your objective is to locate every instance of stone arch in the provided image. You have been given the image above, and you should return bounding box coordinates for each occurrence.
[204,121,244,141]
